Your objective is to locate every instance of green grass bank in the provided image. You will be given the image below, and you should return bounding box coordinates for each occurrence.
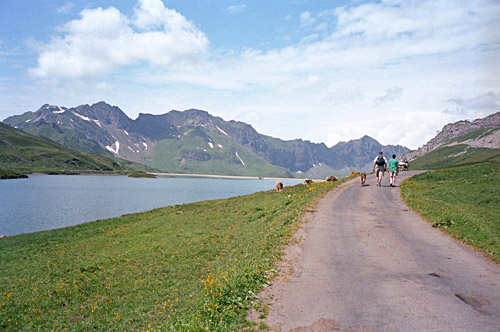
[0,177,352,331]
[0,169,28,179]
[401,161,500,263]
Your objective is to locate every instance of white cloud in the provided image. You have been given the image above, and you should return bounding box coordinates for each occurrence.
[29,0,208,80]
[374,87,404,106]
[226,4,247,14]
[299,11,316,28]
[56,2,75,15]
[22,0,500,150]
[206,0,500,148]
[445,91,500,117]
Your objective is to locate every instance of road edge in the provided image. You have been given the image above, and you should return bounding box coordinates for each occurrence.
[398,171,500,267]
[246,177,359,330]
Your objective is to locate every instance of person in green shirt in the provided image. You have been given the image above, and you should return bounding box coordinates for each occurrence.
[387,154,399,187]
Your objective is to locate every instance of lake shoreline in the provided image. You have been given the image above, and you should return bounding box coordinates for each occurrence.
[0,174,305,236]
[152,172,304,181]
[2,171,306,181]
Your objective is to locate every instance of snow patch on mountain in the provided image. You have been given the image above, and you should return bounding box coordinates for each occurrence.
[106,141,120,154]
[53,106,66,114]
[72,111,92,122]
[216,126,230,138]
[235,151,245,166]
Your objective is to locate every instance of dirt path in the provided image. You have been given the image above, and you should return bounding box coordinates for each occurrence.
[252,171,500,332]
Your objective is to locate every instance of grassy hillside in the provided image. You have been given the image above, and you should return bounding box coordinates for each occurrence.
[142,126,294,178]
[409,127,500,170]
[0,123,154,176]
[0,176,354,331]
[409,144,500,170]
[401,161,500,263]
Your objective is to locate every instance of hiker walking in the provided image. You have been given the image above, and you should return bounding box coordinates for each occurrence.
[387,154,399,187]
[372,152,387,187]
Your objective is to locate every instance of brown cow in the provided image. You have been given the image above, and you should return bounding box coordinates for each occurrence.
[326,176,338,182]
[305,178,314,184]
[275,181,283,192]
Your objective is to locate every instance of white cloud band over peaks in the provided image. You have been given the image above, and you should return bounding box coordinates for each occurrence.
[29,0,209,80]
[22,0,500,149]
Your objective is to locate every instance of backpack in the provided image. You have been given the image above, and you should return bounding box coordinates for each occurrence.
[376,155,385,166]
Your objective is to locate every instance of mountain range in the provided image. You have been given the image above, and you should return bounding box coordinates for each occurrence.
[3,102,409,178]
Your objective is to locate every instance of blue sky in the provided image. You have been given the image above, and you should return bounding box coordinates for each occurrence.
[1,0,499,149]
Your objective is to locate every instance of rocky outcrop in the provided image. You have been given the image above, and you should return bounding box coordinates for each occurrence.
[403,112,500,161]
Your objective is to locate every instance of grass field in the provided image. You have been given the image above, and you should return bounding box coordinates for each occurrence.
[401,161,500,263]
[0,176,351,331]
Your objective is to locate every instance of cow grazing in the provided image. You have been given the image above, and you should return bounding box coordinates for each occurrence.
[326,176,338,182]
[275,181,283,192]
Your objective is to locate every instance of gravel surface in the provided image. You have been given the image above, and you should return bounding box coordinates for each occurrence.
[251,171,500,332]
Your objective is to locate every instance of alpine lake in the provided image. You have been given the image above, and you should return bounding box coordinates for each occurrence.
[0,174,302,236]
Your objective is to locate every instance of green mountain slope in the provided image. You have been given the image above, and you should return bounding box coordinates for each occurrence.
[143,125,294,177]
[410,144,500,170]
[0,122,151,176]
[410,127,500,169]
[21,120,111,155]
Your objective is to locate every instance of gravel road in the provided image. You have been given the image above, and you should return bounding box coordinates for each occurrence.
[254,171,500,332]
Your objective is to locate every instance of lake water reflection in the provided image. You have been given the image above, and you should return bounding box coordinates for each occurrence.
[0,174,301,236]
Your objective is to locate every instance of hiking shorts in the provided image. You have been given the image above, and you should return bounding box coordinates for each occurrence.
[390,171,397,177]
[376,166,385,177]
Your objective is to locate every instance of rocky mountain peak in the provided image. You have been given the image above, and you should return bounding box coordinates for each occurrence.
[184,108,211,118]
[333,135,380,151]
[166,109,213,128]
[73,102,131,127]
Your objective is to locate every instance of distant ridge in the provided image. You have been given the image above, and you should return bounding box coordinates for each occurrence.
[402,111,500,169]
[4,102,409,178]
